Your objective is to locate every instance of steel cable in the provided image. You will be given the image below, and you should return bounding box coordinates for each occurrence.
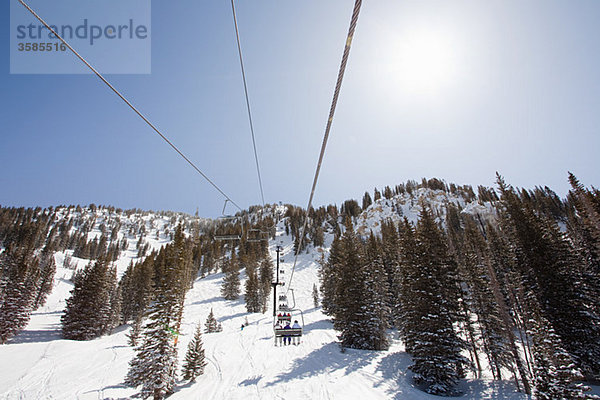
[230,0,266,208]
[287,0,363,294]
[17,0,243,212]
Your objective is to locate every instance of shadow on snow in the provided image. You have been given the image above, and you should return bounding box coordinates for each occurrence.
[265,342,379,386]
[10,327,62,344]
[302,319,333,332]
[239,375,263,386]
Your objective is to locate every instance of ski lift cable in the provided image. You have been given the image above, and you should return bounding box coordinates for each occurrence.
[17,0,243,213]
[230,0,266,208]
[286,0,363,295]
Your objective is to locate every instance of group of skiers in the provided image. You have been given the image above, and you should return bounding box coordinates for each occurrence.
[274,319,301,345]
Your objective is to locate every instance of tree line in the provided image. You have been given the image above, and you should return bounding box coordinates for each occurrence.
[320,174,600,398]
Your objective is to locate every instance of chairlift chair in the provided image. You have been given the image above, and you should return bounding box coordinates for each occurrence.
[246,228,268,243]
[214,200,242,241]
[273,289,304,346]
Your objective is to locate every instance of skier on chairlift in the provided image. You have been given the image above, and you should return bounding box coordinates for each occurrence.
[283,321,292,345]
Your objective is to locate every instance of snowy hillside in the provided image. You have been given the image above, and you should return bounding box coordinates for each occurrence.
[1,199,598,399]
[355,187,496,237]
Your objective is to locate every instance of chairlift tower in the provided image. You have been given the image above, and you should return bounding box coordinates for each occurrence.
[272,245,284,317]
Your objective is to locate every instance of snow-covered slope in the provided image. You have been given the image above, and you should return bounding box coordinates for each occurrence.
[2,201,596,399]
[355,188,496,236]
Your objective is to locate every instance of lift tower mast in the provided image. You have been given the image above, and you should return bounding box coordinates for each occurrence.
[272,245,284,317]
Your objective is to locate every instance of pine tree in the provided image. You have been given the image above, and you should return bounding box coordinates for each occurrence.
[530,314,595,400]
[120,258,154,323]
[360,233,390,350]
[362,191,372,210]
[244,262,261,313]
[320,235,342,317]
[329,219,364,347]
[61,259,117,340]
[125,306,179,399]
[182,322,207,382]
[395,217,420,349]
[221,253,240,300]
[312,226,325,247]
[0,249,39,344]
[258,258,273,313]
[323,219,389,350]
[32,248,56,309]
[405,208,468,396]
[485,224,533,394]
[567,173,600,321]
[497,174,600,378]
[127,316,143,347]
[380,219,400,327]
[107,274,122,332]
[312,283,319,308]
[453,216,515,381]
[374,188,381,201]
[205,308,219,334]
[125,226,193,399]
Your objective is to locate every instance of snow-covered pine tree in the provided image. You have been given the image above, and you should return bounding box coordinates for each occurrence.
[312,283,319,308]
[320,235,342,317]
[182,322,207,382]
[379,219,400,326]
[125,306,179,399]
[127,316,143,347]
[244,262,261,313]
[406,208,468,396]
[466,220,514,379]
[205,308,219,333]
[450,214,515,381]
[529,314,596,400]
[32,247,56,309]
[107,272,122,332]
[200,246,214,277]
[61,259,117,340]
[221,253,240,300]
[396,217,420,351]
[443,203,483,378]
[566,174,600,326]
[497,174,600,378]
[125,226,193,399]
[120,257,154,323]
[330,218,365,348]
[0,249,39,344]
[325,219,389,350]
[484,224,532,395]
[568,173,600,251]
[258,258,273,313]
[360,232,390,350]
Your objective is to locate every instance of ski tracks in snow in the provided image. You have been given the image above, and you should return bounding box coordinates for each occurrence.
[203,337,225,400]
[97,344,119,400]
[224,322,263,400]
[10,342,56,399]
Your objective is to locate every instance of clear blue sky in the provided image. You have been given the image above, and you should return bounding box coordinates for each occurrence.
[2,0,599,217]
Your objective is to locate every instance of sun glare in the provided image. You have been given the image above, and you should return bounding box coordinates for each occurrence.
[389,29,461,96]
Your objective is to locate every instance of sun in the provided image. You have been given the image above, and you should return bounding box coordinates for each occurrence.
[388,29,461,96]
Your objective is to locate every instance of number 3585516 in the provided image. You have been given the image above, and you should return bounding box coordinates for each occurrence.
[17,42,66,51]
